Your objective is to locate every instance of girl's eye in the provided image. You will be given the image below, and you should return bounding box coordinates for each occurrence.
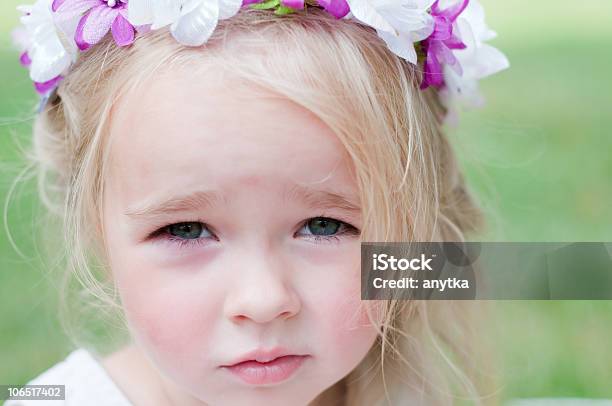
[297,217,360,243]
[306,218,340,236]
[149,221,215,249]
[167,222,210,240]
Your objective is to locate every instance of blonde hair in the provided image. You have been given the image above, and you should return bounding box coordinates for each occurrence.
[25,7,499,406]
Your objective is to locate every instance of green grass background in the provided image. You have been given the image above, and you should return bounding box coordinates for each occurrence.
[1,0,612,402]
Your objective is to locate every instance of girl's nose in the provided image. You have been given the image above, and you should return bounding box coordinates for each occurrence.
[223,252,301,324]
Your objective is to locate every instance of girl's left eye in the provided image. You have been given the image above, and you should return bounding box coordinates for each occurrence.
[295,217,360,244]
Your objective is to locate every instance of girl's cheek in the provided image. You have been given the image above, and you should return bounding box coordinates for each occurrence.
[332,283,381,334]
[116,265,220,359]
[317,262,381,351]
[330,254,380,328]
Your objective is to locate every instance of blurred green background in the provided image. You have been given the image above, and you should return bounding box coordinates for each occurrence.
[1,0,612,403]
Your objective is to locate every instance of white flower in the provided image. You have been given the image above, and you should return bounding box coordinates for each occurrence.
[11,25,30,51]
[128,0,243,46]
[16,0,79,83]
[440,0,509,108]
[344,0,435,64]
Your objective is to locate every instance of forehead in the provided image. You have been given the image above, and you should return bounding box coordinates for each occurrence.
[105,68,357,204]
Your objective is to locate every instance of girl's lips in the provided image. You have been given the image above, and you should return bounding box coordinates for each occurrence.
[223,354,310,385]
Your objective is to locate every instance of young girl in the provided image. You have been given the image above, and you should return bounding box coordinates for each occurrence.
[7,0,507,404]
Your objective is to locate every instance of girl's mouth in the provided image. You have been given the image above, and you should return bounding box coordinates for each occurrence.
[222,354,311,385]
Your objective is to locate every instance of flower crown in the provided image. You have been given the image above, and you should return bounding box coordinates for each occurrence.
[12,0,509,115]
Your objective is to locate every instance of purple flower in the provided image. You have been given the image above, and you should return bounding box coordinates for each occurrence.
[315,0,350,19]
[53,0,135,51]
[420,0,469,89]
[19,51,32,67]
[34,76,64,94]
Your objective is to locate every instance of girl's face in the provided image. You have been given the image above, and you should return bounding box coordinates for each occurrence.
[102,68,382,406]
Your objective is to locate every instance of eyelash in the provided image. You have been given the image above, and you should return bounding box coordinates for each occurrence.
[147,216,360,249]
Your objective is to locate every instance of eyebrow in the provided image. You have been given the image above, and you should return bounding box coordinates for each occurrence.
[124,189,224,221]
[283,183,361,214]
[124,183,361,221]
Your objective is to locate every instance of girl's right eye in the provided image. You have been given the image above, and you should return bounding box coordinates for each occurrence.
[166,222,212,240]
[148,221,217,249]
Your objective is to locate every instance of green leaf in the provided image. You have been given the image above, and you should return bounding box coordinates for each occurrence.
[250,0,280,9]
[274,5,298,15]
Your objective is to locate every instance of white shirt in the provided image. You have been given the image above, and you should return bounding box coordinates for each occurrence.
[3,348,133,406]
